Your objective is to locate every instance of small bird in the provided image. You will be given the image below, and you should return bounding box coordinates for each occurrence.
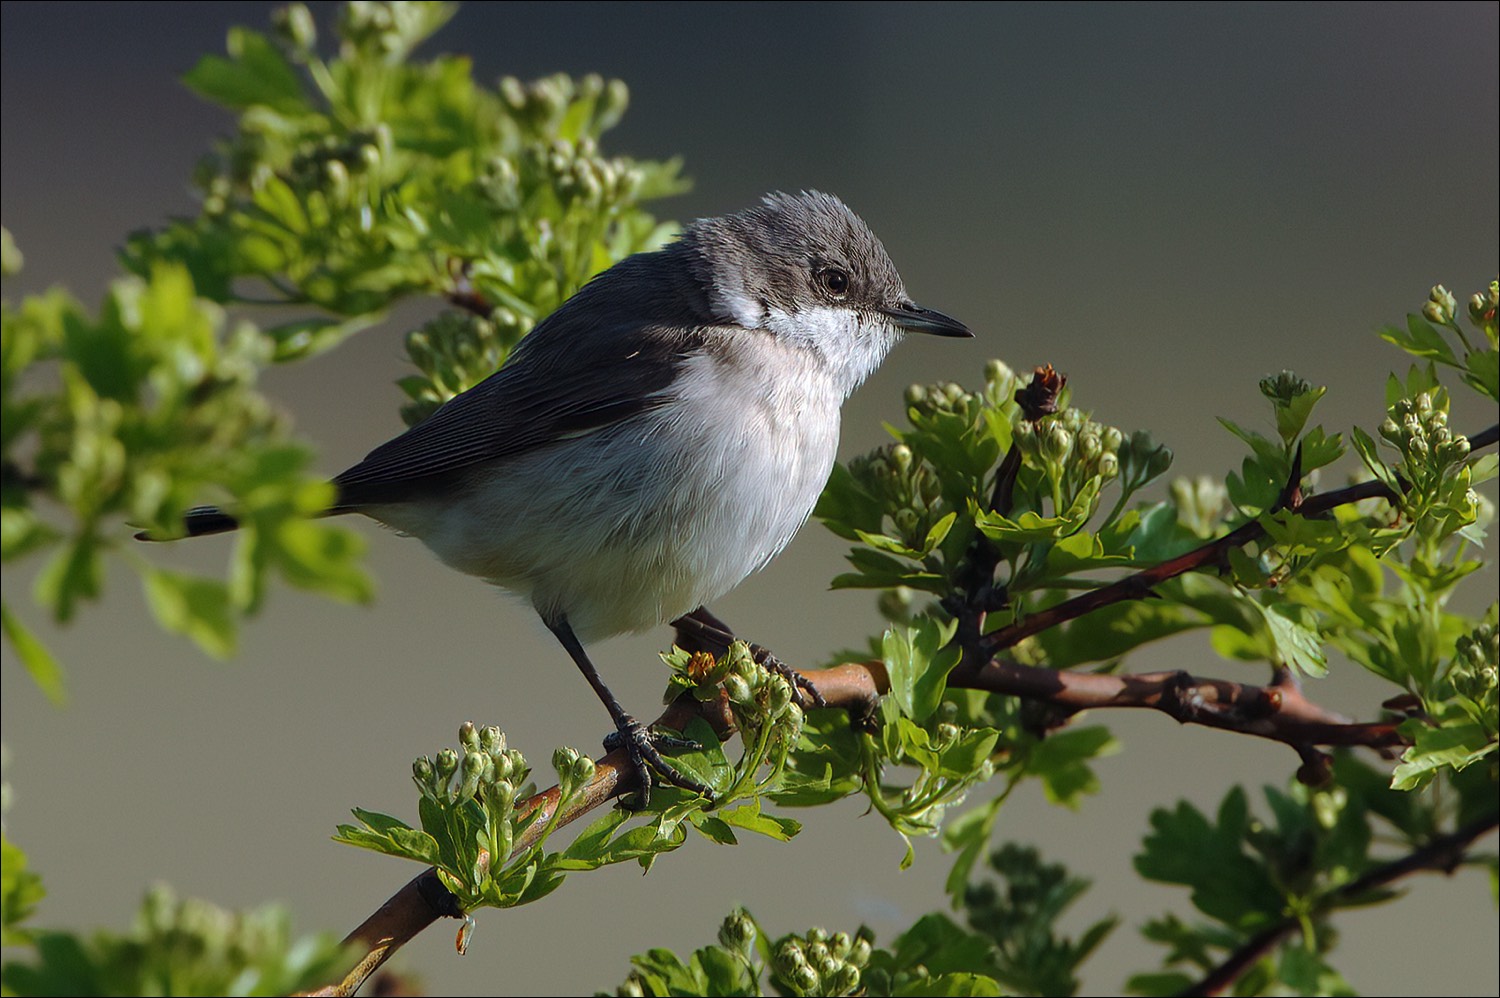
[166,191,970,799]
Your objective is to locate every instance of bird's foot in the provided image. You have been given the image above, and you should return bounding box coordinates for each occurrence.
[750,643,827,710]
[603,715,715,808]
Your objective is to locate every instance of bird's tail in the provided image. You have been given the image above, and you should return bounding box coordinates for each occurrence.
[135,505,241,541]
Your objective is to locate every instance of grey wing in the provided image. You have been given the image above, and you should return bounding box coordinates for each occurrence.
[333,322,695,509]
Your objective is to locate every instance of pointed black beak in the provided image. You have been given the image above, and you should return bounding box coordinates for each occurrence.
[882,301,972,338]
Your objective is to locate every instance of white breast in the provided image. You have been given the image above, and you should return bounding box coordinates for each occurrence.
[369,331,847,644]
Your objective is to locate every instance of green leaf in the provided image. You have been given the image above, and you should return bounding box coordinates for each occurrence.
[262,313,384,362]
[333,808,443,866]
[0,602,67,704]
[182,28,305,113]
[1261,602,1327,677]
[142,568,237,659]
[901,973,1005,996]
[1135,789,1284,930]
[1390,720,1498,791]
[1379,315,1458,365]
[1,832,46,945]
[1272,385,1328,446]
[1027,726,1119,808]
[1463,347,1500,402]
[974,479,1101,544]
[1032,598,1200,669]
[1350,426,1400,492]
[883,618,961,723]
[716,799,801,841]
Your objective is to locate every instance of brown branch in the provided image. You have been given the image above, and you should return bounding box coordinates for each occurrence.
[308,422,1497,995]
[980,422,1498,655]
[1179,811,1500,997]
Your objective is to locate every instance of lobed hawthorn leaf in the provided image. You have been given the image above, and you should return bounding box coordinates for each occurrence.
[1462,346,1499,401]
[1026,726,1120,808]
[1379,315,1459,366]
[1135,788,1285,931]
[1390,719,1498,791]
[141,568,236,660]
[883,618,961,723]
[182,27,306,113]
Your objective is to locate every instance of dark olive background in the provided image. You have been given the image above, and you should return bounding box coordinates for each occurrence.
[2,3,1496,995]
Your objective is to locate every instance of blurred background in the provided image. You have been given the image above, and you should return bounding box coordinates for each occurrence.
[2,2,1496,994]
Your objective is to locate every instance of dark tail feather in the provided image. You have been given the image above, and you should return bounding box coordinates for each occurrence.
[134,505,241,541]
[185,506,240,536]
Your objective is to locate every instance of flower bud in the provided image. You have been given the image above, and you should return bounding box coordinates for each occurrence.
[718,909,757,953]
[829,964,861,995]
[1426,284,1457,323]
[273,3,317,51]
[459,721,479,751]
[789,963,820,994]
[1042,424,1074,462]
[724,673,753,706]
[984,357,1014,387]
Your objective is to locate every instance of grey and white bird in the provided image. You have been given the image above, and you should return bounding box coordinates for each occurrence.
[168,191,970,798]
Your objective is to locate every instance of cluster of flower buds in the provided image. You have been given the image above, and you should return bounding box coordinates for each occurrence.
[1451,614,1498,737]
[338,0,445,60]
[402,312,513,424]
[1258,370,1313,407]
[904,379,981,424]
[1469,280,1498,338]
[847,442,944,547]
[271,3,317,54]
[902,358,1020,426]
[411,722,530,813]
[516,136,643,208]
[500,73,630,138]
[551,745,599,798]
[1012,407,1125,484]
[1171,475,1230,538]
[717,907,758,957]
[1422,284,1459,326]
[718,643,802,744]
[1378,393,1471,475]
[772,926,874,997]
[285,128,393,204]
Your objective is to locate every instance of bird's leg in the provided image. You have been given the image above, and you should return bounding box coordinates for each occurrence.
[671,606,826,709]
[546,617,715,807]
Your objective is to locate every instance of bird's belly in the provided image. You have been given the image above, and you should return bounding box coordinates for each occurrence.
[367,374,841,643]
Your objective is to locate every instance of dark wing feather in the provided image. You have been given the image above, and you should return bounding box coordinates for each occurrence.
[332,320,695,508]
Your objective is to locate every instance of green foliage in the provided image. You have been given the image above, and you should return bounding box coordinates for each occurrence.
[1,882,349,997]
[1,252,370,685]
[960,843,1117,996]
[131,0,684,420]
[336,643,805,913]
[2,3,1496,995]
[1,831,45,947]
[604,908,1009,998]
[2,0,683,692]
[1124,756,1490,997]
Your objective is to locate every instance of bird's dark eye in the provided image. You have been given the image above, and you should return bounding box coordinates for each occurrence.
[819,268,850,297]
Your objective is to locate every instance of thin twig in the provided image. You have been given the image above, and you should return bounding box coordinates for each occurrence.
[1178,811,1500,997]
